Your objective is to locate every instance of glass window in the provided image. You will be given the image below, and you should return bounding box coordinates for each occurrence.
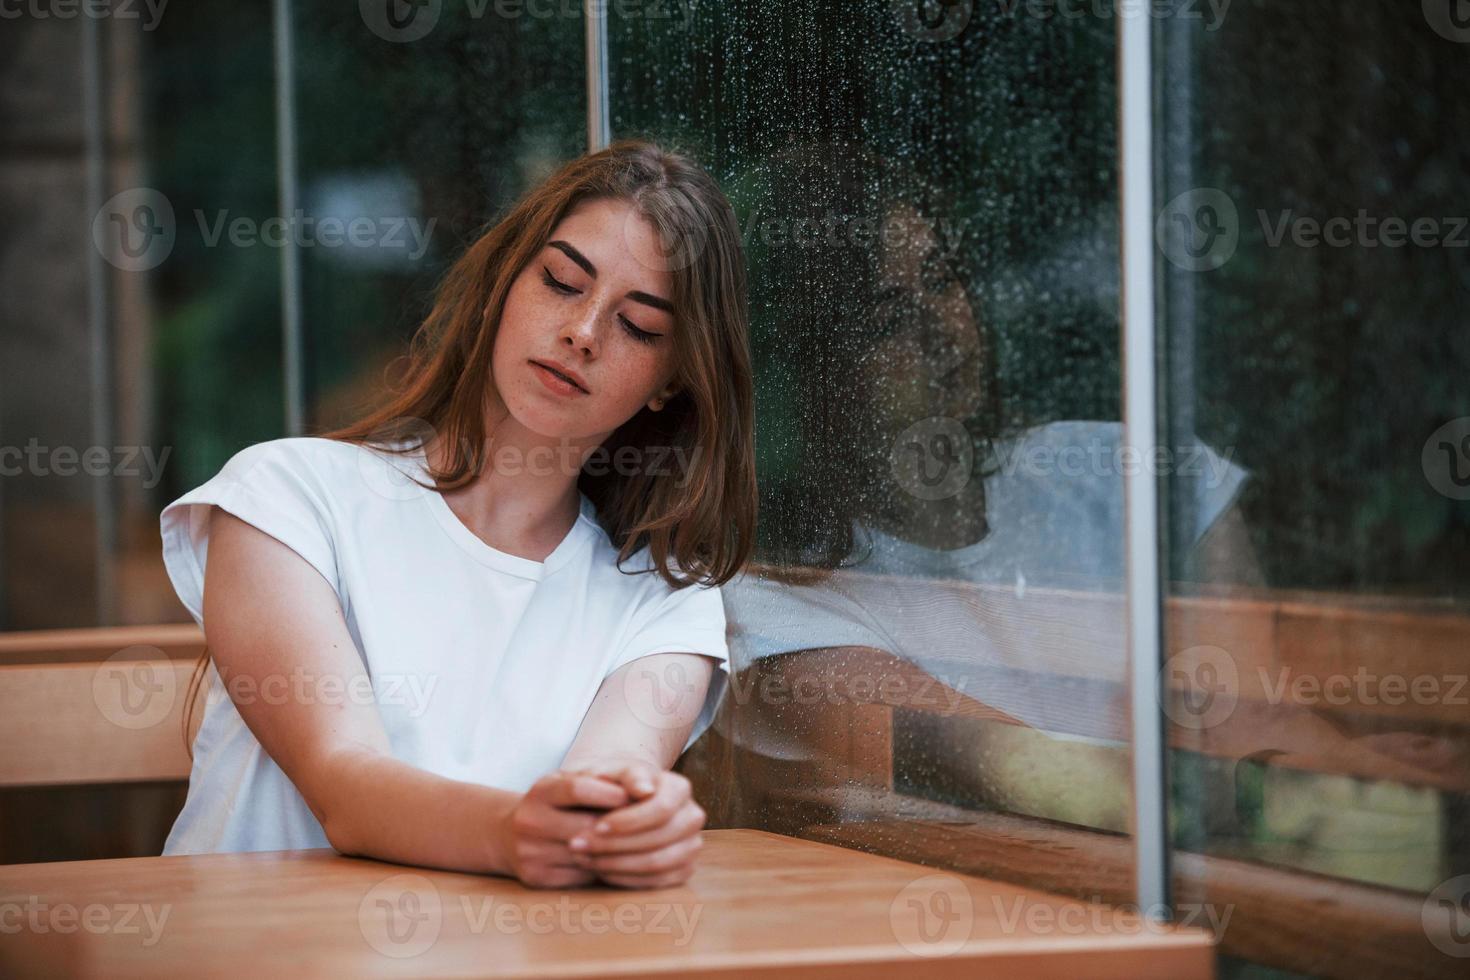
[613,0,1136,889]
[1156,4,1470,976]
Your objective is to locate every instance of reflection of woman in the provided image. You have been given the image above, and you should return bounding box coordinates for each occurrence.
[717,142,1256,826]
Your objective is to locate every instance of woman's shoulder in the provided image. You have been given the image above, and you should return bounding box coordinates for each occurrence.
[215,436,418,498]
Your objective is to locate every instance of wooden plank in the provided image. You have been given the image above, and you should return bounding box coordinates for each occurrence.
[0,624,205,666]
[0,660,203,787]
[0,829,1214,979]
[719,647,1470,793]
[799,814,1456,980]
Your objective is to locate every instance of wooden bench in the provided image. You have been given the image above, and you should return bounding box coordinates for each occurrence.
[0,625,206,787]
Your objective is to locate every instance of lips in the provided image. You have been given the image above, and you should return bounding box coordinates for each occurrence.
[530,359,590,394]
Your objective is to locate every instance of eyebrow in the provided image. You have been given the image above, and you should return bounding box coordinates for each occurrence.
[547,240,675,314]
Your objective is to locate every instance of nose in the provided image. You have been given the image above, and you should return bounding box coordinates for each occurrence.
[558,304,601,359]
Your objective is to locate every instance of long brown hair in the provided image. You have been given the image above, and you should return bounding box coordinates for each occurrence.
[184,138,756,753]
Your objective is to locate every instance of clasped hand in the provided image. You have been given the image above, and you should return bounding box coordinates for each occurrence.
[499,761,706,890]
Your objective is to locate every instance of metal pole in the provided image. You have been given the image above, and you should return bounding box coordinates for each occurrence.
[585,1,611,152]
[1120,10,1171,916]
[83,11,117,625]
[273,0,304,435]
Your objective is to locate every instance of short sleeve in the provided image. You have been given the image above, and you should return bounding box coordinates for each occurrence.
[160,439,343,627]
[606,578,730,754]
[1179,437,1250,545]
[722,569,891,662]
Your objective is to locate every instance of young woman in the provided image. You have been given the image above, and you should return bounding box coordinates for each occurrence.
[159,140,757,890]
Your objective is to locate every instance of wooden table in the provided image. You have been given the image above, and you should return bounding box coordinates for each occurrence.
[0,829,1214,978]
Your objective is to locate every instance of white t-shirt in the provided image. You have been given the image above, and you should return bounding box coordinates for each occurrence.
[159,437,729,855]
[721,420,1247,734]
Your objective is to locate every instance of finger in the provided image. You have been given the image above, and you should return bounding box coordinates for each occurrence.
[586,762,658,799]
[582,834,702,875]
[511,802,601,842]
[589,775,690,836]
[523,865,599,890]
[573,801,704,855]
[538,772,630,811]
[597,867,695,890]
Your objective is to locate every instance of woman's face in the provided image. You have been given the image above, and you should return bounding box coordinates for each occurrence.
[859,200,987,430]
[492,196,681,441]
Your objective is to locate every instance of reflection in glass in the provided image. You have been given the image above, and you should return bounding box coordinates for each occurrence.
[613,1,1167,889]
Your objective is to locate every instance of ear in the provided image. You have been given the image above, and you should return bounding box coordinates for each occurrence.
[647,384,680,412]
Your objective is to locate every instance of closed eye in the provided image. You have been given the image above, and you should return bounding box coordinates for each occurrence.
[541,267,663,345]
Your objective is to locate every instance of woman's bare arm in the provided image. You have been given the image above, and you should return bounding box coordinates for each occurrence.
[201,507,628,882]
[557,652,719,887]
